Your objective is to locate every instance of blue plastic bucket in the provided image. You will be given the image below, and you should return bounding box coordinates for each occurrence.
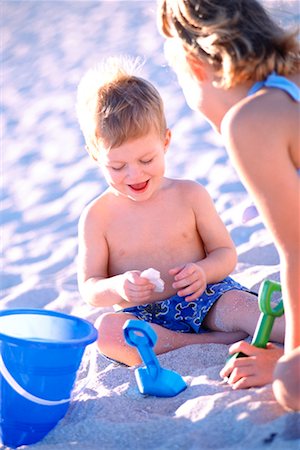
[0,308,98,448]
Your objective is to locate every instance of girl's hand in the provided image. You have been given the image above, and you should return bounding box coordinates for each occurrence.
[117,270,155,304]
[220,341,284,389]
[169,263,207,301]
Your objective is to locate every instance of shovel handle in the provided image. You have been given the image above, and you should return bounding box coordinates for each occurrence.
[250,280,284,348]
[123,320,157,347]
[123,320,161,379]
[225,279,284,365]
[258,280,284,317]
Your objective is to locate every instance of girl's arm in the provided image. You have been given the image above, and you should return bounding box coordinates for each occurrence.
[221,95,300,352]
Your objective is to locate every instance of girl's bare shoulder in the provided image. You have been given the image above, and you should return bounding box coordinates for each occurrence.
[221,87,298,163]
[223,87,297,140]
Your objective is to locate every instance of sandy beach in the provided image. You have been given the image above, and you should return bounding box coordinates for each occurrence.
[1,1,300,449]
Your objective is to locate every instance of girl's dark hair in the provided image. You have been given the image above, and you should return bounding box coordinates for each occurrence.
[158,0,299,88]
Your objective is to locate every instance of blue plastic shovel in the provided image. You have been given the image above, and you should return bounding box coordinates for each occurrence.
[123,320,187,397]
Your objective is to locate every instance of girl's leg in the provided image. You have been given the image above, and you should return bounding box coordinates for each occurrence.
[273,346,300,411]
[96,311,248,366]
[203,290,285,343]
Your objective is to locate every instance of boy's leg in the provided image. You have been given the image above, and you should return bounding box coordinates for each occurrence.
[96,312,140,366]
[96,311,249,367]
[203,290,285,343]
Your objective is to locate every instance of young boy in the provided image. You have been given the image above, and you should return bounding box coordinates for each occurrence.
[76,56,284,367]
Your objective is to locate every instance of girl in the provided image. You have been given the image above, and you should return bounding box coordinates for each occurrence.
[157,0,300,411]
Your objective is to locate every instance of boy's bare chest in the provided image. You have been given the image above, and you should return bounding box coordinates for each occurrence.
[105,200,203,275]
[107,201,194,247]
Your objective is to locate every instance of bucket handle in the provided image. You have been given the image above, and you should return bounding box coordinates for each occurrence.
[0,344,97,406]
[0,353,70,406]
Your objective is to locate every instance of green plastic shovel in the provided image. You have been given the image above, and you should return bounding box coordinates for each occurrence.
[226,279,284,365]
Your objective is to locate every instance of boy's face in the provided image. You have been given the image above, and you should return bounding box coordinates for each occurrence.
[96,129,171,202]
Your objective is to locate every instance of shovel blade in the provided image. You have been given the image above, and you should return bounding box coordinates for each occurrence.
[135,367,187,397]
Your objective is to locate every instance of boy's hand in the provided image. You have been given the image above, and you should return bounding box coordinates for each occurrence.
[169,263,207,301]
[117,270,155,304]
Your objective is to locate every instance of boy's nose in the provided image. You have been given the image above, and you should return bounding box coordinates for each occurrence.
[126,164,142,179]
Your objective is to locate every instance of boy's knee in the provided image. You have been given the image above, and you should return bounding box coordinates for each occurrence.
[95,312,141,366]
[95,312,122,353]
[273,347,300,412]
[95,311,116,332]
[95,312,136,358]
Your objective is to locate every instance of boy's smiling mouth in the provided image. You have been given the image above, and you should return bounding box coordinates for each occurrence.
[128,180,149,191]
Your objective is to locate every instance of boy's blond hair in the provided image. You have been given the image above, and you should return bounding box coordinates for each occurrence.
[76,56,167,157]
[158,0,299,89]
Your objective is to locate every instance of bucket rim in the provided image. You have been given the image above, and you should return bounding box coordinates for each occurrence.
[0,308,98,347]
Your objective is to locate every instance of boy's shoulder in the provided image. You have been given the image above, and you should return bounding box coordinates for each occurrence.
[167,177,207,195]
[165,178,211,206]
[79,188,114,224]
[167,177,204,189]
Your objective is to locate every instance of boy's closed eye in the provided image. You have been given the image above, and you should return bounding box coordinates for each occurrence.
[110,165,125,171]
[140,158,154,164]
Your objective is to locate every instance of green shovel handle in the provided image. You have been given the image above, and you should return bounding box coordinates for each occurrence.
[225,279,284,366]
[258,279,284,317]
[251,279,284,348]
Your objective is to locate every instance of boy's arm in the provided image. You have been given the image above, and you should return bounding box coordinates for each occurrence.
[77,204,154,307]
[193,184,237,280]
[77,204,121,307]
[171,183,237,301]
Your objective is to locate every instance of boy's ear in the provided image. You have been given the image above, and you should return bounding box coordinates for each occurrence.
[164,128,172,153]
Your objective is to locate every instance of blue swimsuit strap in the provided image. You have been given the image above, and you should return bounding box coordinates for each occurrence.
[248,72,300,102]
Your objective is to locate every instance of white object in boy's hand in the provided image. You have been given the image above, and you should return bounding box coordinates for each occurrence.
[141,268,165,293]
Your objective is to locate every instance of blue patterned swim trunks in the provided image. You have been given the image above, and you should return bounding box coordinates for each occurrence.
[121,276,255,334]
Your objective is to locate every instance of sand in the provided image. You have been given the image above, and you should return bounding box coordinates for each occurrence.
[1,1,300,449]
